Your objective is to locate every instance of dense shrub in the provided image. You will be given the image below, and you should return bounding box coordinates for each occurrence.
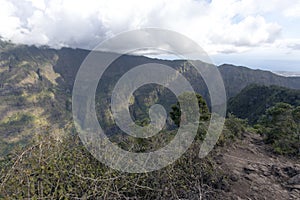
[0,134,229,199]
[217,114,248,146]
[258,103,300,156]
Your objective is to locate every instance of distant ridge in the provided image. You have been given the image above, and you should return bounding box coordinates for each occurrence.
[218,64,300,98]
[273,71,300,77]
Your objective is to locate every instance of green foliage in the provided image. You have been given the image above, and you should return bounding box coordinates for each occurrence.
[2,38,300,199]
[65,98,72,111]
[258,103,300,156]
[228,84,300,124]
[170,93,210,127]
[170,103,181,126]
[170,93,210,141]
[169,93,249,145]
[218,114,248,146]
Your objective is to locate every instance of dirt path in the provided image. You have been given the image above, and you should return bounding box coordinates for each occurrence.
[217,132,300,200]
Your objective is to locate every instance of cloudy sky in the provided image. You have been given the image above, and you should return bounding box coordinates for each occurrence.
[0,0,299,71]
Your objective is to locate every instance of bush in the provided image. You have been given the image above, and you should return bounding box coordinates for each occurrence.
[258,103,300,156]
[0,133,229,199]
[217,114,248,146]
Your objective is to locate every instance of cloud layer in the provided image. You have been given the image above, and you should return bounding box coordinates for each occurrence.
[0,0,299,55]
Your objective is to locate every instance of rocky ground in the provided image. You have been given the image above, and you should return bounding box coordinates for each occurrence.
[216,132,300,200]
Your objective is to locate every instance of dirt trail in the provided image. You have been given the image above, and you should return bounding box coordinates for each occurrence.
[217,132,300,200]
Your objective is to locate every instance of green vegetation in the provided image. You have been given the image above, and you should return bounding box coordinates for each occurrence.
[1,112,34,127]
[0,93,248,199]
[0,112,35,156]
[228,84,300,124]
[0,134,230,199]
[1,40,300,198]
[228,85,300,156]
[257,103,300,156]
[218,114,248,145]
[170,93,210,127]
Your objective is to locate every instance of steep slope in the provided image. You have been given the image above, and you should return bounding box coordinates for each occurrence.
[0,42,300,199]
[219,64,300,98]
[227,85,300,123]
[0,43,72,155]
[1,41,300,155]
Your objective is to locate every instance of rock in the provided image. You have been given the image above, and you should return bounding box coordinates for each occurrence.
[244,166,256,174]
[288,174,300,185]
[245,173,259,181]
[286,184,300,190]
[290,189,300,199]
[258,165,271,176]
[263,171,271,177]
[231,195,243,200]
[230,174,240,182]
[292,185,300,190]
[271,165,284,177]
[251,186,259,191]
[283,166,300,177]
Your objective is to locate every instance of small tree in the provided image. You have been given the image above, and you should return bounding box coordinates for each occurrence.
[259,103,300,156]
[170,93,210,127]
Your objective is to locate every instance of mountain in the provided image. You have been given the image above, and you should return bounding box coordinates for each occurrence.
[1,41,300,199]
[219,64,300,98]
[227,84,300,124]
[0,41,300,155]
[0,44,73,154]
[51,50,300,100]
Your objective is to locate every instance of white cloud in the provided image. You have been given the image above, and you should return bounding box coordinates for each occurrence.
[209,16,281,46]
[0,0,22,39]
[0,0,298,55]
[26,0,46,10]
[275,39,300,51]
[283,2,300,18]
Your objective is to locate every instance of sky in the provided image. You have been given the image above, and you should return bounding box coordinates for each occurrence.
[0,0,299,72]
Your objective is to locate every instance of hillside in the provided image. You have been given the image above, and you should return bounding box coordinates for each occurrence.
[219,64,300,98]
[53,50,300,99]
[228,85,300,124]
[0,41,300,199]
[1,42,300,155]
[1,115,299,199]
[0,44,72,155]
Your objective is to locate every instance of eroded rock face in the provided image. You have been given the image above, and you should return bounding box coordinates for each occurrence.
[288,174,300,185]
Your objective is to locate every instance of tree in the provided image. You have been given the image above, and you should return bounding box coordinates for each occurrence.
[170,93,210,127]
[258,103,300,156]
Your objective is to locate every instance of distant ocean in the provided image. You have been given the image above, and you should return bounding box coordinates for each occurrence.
[273,71,300,77]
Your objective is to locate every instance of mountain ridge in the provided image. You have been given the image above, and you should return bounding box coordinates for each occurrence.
[0,42,300,155]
